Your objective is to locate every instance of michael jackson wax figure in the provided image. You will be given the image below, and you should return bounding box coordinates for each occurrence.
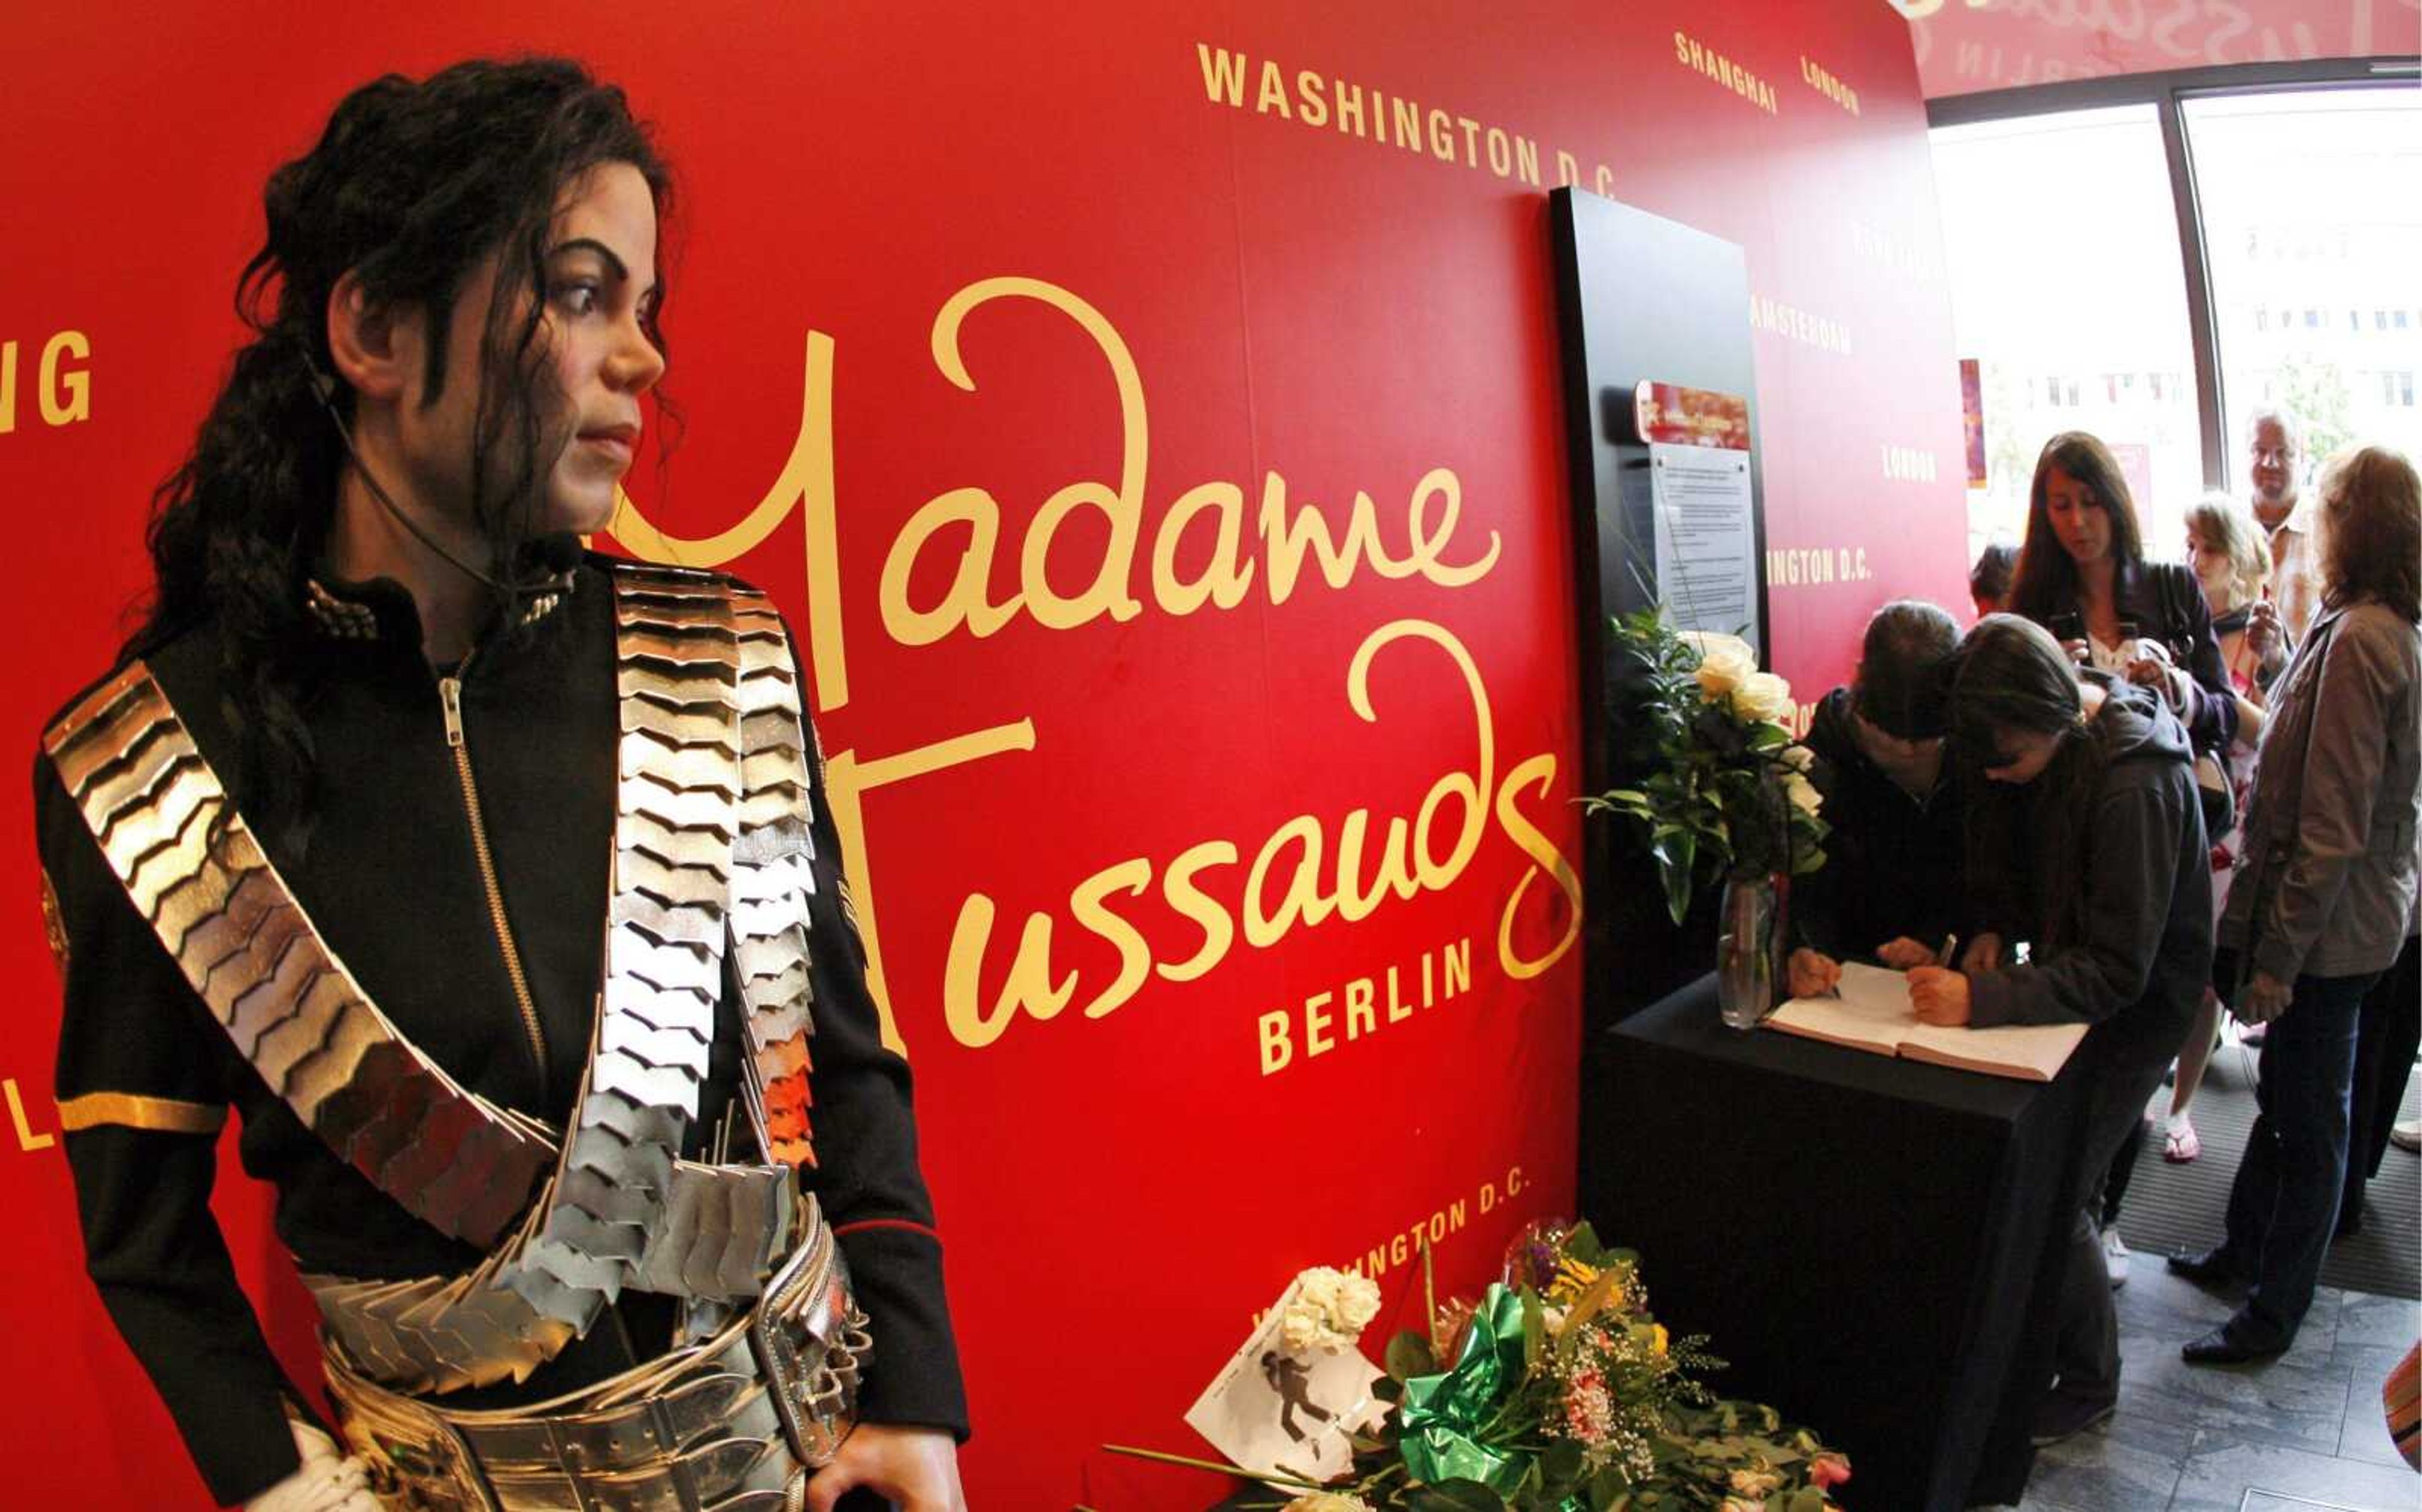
[35,58,966,1512]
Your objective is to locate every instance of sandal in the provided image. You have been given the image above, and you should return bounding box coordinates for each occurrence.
[2163,1120,2201,1163]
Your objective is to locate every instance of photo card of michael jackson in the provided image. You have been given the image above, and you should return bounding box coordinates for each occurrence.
[1183,1276,1384,1486]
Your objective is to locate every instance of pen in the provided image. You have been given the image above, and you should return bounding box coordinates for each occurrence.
[1936,933,1960,969]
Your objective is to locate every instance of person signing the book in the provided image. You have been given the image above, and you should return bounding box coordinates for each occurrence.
[1785,602,1985,1001]
[1902,615,2211,1450]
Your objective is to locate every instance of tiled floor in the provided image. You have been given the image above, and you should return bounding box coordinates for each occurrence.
[2011,1262,2419,1511]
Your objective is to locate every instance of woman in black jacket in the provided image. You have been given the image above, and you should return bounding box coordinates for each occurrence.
[1905,615,2211,1448]
[2009,431,2237,758]
[2008,431,2237,1282]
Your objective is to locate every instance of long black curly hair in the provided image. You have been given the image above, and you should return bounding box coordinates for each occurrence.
[131,57,672,839]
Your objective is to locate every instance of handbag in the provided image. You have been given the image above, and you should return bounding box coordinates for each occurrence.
[2149,563,2238,837]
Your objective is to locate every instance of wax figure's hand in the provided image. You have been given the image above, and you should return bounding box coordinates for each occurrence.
[807,1424,966,1512]
[2060,638,2092,667]
[1875,937,1933,970]
[1960,933,2004,974]
[2237,970,2294,1025]
[2245,599,2281,660]
[1907,966,1972,1026]
[1788,948,1841,999]
[246,1422,379,1512]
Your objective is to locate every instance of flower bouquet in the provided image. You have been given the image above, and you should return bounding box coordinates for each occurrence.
[1108,1222,1851,1511]
[1581,612,1827,928]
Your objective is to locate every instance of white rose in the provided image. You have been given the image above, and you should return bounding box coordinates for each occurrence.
[1279,1268,1379,1354]
[1731,670,1795,724]
[1330,1270,1381,1334]
[1692,639,1757,701]
[1781,742,1815,772]
[1680,630,1756,666]
[1284,1496,1374,1512]
[1785,770,1822,815]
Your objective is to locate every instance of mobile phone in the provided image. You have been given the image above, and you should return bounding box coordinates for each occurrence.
[2049,611,2083,641]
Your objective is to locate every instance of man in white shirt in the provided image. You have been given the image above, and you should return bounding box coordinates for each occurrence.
[2247,407,2319,648]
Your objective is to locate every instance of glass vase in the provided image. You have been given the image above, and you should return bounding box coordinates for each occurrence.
[1716,873,1782,1030]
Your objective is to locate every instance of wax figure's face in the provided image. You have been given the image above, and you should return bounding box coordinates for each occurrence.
[2044,465,2112,566]
[1980,723,2062,784]
[531,161,665,533]
[2187,526,2240,614]
[2248,418,2296,520]
[394,161,664,539]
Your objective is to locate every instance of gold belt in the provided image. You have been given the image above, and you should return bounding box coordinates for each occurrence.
[325,1214,870,1512]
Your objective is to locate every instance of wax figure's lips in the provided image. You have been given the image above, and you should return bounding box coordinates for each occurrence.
[578,422,641,461]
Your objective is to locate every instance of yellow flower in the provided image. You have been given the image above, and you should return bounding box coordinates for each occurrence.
[1653,1323,1669,1358]
[1548,1255,1603,1303]
[1729,1467,1783,1497]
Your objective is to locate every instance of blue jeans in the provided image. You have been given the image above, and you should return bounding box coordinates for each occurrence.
[2218,967,2380,1345]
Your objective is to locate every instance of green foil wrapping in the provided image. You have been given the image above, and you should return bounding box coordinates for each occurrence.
[1396,1284,1532,1496]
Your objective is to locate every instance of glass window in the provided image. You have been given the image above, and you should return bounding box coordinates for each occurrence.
[1933,106,2206,561]
[2187,87,2422,494]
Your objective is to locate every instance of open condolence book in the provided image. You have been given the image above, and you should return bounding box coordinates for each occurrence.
[1764,962,2086,1083]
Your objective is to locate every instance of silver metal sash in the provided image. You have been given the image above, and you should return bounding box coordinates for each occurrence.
[47,564,833,1394]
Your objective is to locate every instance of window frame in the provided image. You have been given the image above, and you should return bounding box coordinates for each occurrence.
[1928,55,2419,489]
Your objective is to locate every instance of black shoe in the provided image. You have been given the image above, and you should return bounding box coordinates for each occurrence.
[2165,1245,2244,1284]
[2182,1319,2287,1364]
[2028,1390,2115,1447]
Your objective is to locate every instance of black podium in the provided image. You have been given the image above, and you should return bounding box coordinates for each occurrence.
[1579,975,2088,1510]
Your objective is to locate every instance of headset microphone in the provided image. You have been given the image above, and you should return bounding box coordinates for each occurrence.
[304,358,578,596]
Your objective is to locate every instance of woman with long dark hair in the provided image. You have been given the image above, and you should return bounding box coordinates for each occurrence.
[2007,432,2237,1286]
[2170,446,2422,1363]
[2009,431,2236,758]
[37,59,966,1511]
[1904,615,2210,1447]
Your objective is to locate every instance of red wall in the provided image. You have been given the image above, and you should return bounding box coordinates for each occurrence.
[0,4,1965,1504]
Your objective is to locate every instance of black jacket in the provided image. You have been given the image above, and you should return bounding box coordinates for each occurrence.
[1965,680,2212,1074]
[2018,559,2237,757]
[1794,687,1967,958]
[38,557,966,1504]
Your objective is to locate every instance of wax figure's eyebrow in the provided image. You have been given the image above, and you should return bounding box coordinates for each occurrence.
[549,237,659,299]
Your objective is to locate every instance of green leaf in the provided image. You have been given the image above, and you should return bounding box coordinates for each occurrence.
[1539,1439,1587,1486]
[1371,1375,1404,1402]
[1787,1490,1825,1512]
[1408,1481,1509,1511]
[1564,1221,1606,1265]
[1521,1287,1547,1368]
[1386,1329,1438,1381]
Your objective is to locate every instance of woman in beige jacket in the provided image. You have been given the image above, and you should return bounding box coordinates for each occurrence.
[2170,445,2422,1361]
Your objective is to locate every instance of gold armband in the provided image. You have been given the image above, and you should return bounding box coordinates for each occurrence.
[55,1091,226,1136]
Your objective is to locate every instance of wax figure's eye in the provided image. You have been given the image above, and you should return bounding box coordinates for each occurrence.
[552,281,604,317]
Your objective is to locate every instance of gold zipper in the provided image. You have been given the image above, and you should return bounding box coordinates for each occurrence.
[438,651,551,1097]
